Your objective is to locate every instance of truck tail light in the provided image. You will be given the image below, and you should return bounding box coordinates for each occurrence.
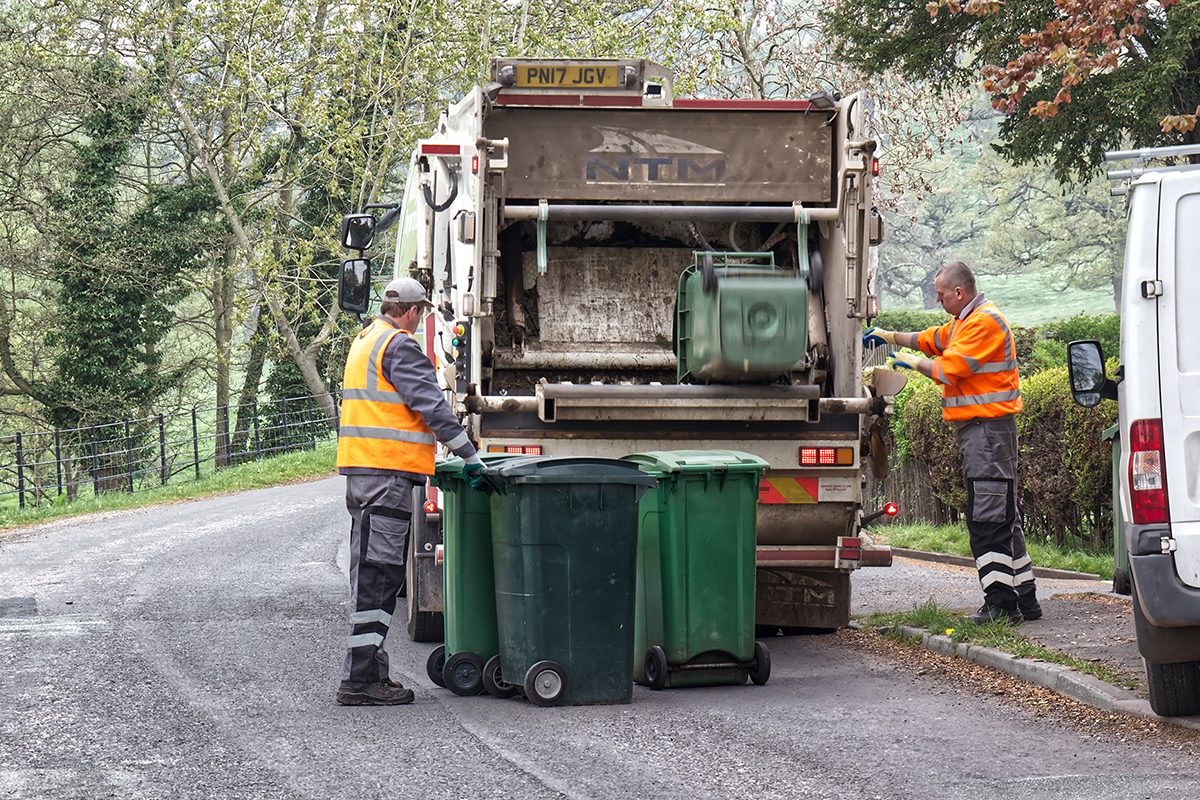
[486,444,544,455]
[1129,418,1170,525]
[799,446,854,466]
[871,157,880,177]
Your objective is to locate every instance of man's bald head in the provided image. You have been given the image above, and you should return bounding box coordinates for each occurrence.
[936,261,977,296]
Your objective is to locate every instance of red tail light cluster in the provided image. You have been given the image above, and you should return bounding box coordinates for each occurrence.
[1129,418,1170,525]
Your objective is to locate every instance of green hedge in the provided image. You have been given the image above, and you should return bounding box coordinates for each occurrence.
[888,367,1117,549]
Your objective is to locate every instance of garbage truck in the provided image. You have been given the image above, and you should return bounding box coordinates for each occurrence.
[337,58,898,642]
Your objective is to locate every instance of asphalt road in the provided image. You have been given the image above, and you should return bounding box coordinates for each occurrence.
[2,476,1198,800]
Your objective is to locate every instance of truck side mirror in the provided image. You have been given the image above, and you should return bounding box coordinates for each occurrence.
[341,213,376,251]
[1068,340,1117,407]
[338,257,372,315]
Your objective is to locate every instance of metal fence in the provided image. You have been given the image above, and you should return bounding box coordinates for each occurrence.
[0,394,337,510]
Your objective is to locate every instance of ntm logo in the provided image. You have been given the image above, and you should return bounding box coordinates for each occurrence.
[586,157,726,183]
[586,128,727,186]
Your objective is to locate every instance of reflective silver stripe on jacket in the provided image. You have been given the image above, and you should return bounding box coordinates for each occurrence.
[942,390,1021,408]
[342,388,407,404]
[934,329,944,351]
[975,360,1018,374]
[365,325,400,392]
[445,431,471,452]
[339,425,437,445]
[977,307,1016,361]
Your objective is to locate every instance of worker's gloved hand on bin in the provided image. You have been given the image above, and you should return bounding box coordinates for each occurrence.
[464,460,495,495]
[863,327,898,348]
[888,351,922,371]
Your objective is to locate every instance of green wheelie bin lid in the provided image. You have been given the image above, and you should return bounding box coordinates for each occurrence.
[432,452,525,486]
[622,449,769,476]
[489,456,659,489]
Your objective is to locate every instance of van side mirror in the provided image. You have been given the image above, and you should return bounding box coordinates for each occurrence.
[341,213,376,251]
[338,257,372,315]
[1067,340,1118,407]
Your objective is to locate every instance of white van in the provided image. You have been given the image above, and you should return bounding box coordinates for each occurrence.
[1069,143,1200,717]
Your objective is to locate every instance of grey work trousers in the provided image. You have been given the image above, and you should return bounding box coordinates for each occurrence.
[342,473,414,684]
[955,415,1037,609]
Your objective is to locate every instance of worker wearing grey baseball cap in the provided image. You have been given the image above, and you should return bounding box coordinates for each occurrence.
[334,274,484,706]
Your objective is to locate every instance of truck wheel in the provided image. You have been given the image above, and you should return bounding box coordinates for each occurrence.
[483,655,519,699]
[1112,566,1131,596]
[443,651,485,697]
[426,645,447,687]
[644,646,669,690]
[1146,659,1200,717]
[748,640,771,686]
[524,660,568,706]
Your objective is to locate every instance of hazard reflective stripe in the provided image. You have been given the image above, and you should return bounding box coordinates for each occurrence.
[934,329,944,351]
[342,388,405,403]
[1014,570,1035,585]
[445,431,470,451]
[980,572,1016,588]
[350,609,393,627]
[932,362,949,385]
[347,632,384,649]
[976,551,1015,569]
[339,426,437,445]
[1012,554,1032,570]
[963,355,981,373]
[943,389,1021,408]
[758,477,818,504]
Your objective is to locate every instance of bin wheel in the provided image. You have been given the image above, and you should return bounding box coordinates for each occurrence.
[482,654,520,699]
[749,640,771,686]
[443,651,485,696]
[524,660,568,706]
[426,645,447,687]
[644,646,669,690]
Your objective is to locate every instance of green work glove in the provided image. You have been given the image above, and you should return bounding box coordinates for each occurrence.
[464,461,495,495]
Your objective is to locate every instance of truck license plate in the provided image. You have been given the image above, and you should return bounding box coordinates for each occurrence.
[516,65,621,88]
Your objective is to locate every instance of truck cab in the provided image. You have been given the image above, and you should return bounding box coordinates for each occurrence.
[1069,143,1200,716]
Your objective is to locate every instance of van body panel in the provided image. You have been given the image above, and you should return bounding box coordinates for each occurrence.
[1156,176,1200,588]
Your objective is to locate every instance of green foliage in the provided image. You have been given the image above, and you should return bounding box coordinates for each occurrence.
[825,1,1200,183]
[870,310,948,334]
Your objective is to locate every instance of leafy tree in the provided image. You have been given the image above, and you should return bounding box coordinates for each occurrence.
[826,0,1200,182]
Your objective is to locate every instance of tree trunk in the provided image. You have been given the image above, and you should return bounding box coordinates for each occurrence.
[213,243,235,467]
[230,306,267,454]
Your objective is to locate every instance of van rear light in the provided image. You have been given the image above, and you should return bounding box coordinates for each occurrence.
[1129,418,1170,525]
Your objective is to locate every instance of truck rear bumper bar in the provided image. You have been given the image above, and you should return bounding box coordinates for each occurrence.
[757,541,893,570]
[465,385,886,422]
[503,202,840,224]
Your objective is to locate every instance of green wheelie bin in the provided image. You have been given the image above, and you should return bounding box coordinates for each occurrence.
[427,454,521,697]
[623,450,771,689]
[488,457,657,706]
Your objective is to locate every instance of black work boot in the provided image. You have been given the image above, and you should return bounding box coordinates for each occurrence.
[1018,594,1043,621]
[969,604,1023,625]
[336,680,415,706]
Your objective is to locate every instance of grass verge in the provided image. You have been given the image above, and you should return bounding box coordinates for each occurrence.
[0,443,337,531]
[858,600,1138,691]
[875,522,1114,579]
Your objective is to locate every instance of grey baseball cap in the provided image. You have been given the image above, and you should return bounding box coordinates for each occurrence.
[382,277,432,308]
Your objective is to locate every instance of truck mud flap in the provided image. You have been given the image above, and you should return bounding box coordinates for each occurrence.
[755,568,850,630]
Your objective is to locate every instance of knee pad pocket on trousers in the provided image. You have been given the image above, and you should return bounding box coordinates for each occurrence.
[365,513,410,566]
[968,478,1013,525]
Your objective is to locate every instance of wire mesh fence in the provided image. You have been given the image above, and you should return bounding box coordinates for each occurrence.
[0,394,337,510]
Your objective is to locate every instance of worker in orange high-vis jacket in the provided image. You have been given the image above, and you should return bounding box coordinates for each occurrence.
[334,277,491,706]
[864,261,1042,626]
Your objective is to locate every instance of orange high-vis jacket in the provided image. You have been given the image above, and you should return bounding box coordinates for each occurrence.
[917,299,1022,422]
[336,318,437,474]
